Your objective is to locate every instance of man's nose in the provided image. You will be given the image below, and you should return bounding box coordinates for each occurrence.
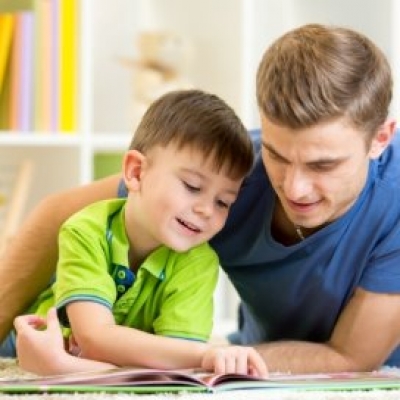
[283,167,312,200]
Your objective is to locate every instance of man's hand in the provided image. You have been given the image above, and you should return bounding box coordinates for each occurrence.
[201,345,268,377]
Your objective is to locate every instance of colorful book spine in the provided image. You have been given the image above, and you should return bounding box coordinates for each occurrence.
[0,36,12,130]
[9,11,34,131]
[1,0,80,134]
[34,0,52,131]
[9,12,23,130]
[59,0,78,132]
[0,0,34,13]
[51,0,59,131]
[19,11,34,131]
[0,13,14,98]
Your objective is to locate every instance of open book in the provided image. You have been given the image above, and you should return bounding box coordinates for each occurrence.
[1,367,400,394]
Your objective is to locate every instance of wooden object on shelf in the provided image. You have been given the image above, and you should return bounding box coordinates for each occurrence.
[0,159,34,255]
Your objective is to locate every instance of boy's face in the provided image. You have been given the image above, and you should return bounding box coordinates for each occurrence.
[124,143,243,254]
[260,115,394,232]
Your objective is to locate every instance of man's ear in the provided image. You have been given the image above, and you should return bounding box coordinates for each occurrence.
[123,150,146,191]
[368,118,397,159]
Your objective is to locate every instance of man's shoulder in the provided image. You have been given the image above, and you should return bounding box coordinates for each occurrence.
[376,131,400,187]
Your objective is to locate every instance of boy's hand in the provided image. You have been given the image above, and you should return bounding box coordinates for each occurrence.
[14,308,67,374]
[201,345,268,378]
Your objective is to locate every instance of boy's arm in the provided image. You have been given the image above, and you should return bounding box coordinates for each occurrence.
[15,305,267,376]
[68,301,267,376]
[68,301,207,369]
[15,308,115,375]
[0,174,122,342]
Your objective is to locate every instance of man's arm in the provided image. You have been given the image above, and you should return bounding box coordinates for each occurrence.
[0,174,122,342]
[255,288,400,373]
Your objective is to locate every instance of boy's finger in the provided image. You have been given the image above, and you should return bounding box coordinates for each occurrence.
[14,315,46,331]
[46,307,61,330]
[248,350,268,378]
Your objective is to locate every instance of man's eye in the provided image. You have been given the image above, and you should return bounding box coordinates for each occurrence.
[311,163,336,172]
[183,181,200,192]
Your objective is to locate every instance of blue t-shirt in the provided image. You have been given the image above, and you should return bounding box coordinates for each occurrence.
[118,130,400,366]
[210,130,400,366]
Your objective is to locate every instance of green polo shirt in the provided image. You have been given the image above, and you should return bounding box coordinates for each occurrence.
[31,199,219,341]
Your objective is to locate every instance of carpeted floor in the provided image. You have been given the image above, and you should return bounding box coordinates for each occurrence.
[0,358,400,400]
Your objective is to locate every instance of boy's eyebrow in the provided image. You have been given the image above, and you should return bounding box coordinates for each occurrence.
[261,141,345,165]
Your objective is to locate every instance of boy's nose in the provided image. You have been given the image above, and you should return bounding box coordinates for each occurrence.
[193,201,213,218]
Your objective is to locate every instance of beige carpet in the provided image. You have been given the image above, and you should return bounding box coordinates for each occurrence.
[0,358,399,400]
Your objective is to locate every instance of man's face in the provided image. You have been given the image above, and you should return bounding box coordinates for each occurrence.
[260,116,376,229]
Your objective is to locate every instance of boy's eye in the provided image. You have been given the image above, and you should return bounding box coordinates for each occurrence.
[216,199,230,209]
[183,181,200,192]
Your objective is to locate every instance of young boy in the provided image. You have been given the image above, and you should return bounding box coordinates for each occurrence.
[10,90,267,377]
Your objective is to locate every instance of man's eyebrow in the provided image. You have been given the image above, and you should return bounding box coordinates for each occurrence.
[261,141,346,165]
[262,142,289,162]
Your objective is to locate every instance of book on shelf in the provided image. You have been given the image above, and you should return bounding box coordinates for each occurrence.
[0,367,400,394]
[59,0,78,132]
[0,0,78,133]
[0,14,15,130]
[0,0,34,13]
[0,13,14,96]
[9,11,34,131]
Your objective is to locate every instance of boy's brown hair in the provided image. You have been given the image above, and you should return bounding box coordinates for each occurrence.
[130,89,254,180]
[256,24,393,139]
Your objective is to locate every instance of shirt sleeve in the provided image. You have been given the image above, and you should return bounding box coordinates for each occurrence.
[54,221,117,325]
[360,220,400,293]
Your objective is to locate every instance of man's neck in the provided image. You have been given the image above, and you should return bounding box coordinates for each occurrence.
[271,200,316,245]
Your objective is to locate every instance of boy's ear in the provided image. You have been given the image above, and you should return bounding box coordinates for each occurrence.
[368,118,397,159]
[123,150,146,191]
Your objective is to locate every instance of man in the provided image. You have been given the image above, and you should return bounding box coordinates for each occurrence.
[1,24,400,373]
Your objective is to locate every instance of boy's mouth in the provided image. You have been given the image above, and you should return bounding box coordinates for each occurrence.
[177,218,201,233]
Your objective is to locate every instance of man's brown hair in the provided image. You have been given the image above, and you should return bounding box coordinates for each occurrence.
[256,24,392,138]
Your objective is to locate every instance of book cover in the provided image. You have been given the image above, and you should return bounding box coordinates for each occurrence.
[0,368,400,394]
